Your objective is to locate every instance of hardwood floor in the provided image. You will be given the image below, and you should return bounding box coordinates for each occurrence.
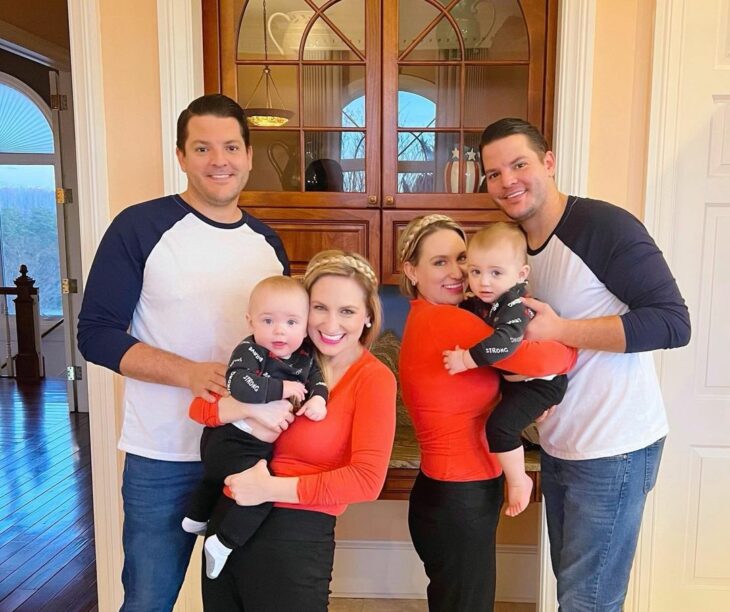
[0,379,535,611]
[0,379,97,612]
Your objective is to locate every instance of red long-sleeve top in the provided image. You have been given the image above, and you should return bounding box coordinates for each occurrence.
[190,349,396,516]
[399,299,577,482]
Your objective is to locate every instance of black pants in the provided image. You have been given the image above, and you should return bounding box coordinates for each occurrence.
[202,507,336,612]
[186,425,274,548]
[408,471,504,612]
[487,375,568,453]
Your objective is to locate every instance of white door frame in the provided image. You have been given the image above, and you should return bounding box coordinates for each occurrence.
[65,0,121,604]
[66,1,597,609]
[628,1,683,609]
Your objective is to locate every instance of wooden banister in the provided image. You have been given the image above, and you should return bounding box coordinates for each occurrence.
[0,265,42,381]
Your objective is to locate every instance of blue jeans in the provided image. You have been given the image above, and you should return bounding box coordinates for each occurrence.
[541,438,665,612]
[120,453,203,612]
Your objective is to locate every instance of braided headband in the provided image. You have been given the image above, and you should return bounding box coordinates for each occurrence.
[398,214,466,262]
[304,254,378,288]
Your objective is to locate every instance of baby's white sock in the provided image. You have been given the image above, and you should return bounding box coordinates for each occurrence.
[204,534,232,579]
[181,517,208,536]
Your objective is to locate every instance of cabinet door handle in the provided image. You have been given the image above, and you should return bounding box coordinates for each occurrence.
[384,196,395,207]
[368,195,378,206]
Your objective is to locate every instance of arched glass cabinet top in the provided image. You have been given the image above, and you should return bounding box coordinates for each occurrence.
[236,0,369,193]
[227,0,542,197]
[389,0,531,194]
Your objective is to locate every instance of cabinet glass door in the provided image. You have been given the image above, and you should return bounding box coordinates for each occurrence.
[382,0,549,209]
[221,0,381,209]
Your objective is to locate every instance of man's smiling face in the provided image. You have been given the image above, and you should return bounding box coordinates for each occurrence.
[480,133,555,224]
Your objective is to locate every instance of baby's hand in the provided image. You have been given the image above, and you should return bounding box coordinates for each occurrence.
[282,380,307,402]
[443,347,468,375]
[297,395,327,421]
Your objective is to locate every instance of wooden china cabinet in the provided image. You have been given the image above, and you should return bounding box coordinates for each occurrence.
[202,0,557,281]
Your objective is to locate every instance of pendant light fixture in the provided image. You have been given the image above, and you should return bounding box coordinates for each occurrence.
[244,0,294,127]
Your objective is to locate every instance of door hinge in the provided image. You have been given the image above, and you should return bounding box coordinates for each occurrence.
[61,278,78,294]
[56,188,73,205]
[50,94,68,110]
[66,365,83,381]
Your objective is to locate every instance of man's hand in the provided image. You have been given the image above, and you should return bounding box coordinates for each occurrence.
[522,297,565,342]
[282,380,307,403]
[297,395,327,421]
[535,406,556,423]
[248,399,295,433]
[184,361,229,401]
[224,459,272,506]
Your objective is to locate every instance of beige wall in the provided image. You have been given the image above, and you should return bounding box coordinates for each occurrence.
[587,0,655,219]
[0,0,70,50]
[99,0,164,216]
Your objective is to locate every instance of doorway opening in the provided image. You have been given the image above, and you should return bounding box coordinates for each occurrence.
[0,73,63,378]
[0,33,87,412]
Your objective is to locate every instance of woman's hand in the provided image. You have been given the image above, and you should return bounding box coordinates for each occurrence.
[224,459,300,505]
[225,460,273,506]
[251,399,296,433]
[218,396,294,433]
[503,373,529,382]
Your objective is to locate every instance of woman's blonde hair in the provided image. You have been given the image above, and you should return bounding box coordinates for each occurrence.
[302,250,382,348]
[397,214,467,298]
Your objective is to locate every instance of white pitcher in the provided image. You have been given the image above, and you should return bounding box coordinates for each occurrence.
[267,10,340,55]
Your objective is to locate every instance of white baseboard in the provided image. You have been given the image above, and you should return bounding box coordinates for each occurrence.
[331,540,538,602]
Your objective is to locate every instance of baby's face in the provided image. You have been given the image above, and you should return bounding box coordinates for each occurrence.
[247,287,309,359]
[466,241,529,304]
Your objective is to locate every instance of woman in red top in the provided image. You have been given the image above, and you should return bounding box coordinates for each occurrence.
[190,250,396,611]
[398,215,576,612]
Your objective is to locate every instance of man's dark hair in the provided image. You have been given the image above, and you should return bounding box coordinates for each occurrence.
[176,94,250,151]
[479,118,549,160]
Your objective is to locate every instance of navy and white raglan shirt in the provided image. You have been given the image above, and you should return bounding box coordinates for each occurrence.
[528,197,690,460]
[77,195,289,461]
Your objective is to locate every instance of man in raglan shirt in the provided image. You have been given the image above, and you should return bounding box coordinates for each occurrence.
[78,94,295,610]
[479,118,690,611]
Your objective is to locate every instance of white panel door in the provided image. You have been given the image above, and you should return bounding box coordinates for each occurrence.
[643,1,730,609]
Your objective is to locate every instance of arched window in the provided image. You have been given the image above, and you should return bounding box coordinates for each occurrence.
[0,74,61,317]
[342,90,436,193]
